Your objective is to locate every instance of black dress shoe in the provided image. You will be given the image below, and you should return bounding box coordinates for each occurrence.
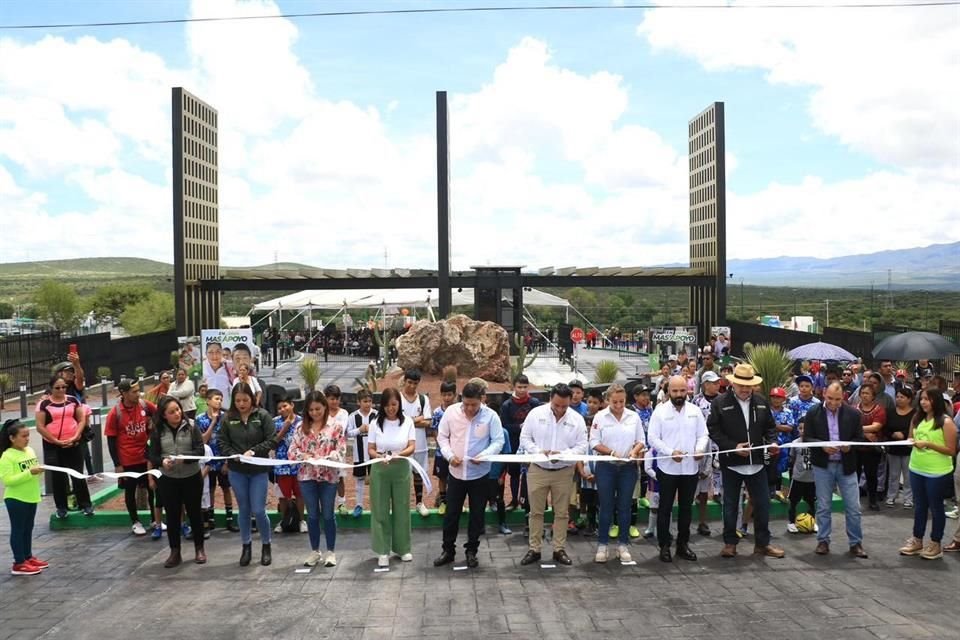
[676,544,698,561]
[520,550,541,566]
[553,550,573,566]
[260,543,272,566]
[659,546,673,563]
[466,552,479,568]
[239,543,252,567]
[433,550,456,567]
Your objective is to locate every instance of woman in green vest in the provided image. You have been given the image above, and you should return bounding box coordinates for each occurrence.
[898,388,957,560]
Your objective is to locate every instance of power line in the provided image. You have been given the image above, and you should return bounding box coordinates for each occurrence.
[1,2,957,30]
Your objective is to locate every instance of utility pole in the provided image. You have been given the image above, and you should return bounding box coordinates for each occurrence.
[869,282,874,330]
[740,279,744,320]
[825,299,830,328]
[886,269,894,310]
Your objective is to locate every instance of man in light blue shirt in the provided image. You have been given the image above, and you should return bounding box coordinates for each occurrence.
[434,381,505,568]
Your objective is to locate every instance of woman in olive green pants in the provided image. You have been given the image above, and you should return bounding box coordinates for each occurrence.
[367,388,416,568]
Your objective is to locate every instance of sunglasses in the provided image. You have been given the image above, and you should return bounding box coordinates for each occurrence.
[53,385,68,390]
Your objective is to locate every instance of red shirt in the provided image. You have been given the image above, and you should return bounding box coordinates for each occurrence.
[104,400,157,466]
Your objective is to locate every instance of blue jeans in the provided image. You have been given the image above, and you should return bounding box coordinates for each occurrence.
[813,462,862,546]
[300,479,338,552]
[596,462,638,545]
[910,471,952,543]
[5,498,37,564]
[228,471,271,545]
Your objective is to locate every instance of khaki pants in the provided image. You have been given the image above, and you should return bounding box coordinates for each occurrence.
[527,465,575,553]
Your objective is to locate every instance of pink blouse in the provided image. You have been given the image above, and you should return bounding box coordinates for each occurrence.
[287,422,346,484]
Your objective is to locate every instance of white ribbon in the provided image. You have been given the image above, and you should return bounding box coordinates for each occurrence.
[476,439,913,465]
[40,454,433,494]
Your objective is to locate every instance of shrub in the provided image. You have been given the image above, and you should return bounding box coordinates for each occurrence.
[594,360,620,384]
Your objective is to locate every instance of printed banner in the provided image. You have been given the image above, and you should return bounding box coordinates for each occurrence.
[201,328,254,402]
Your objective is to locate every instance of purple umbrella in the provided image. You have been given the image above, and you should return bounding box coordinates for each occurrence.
[788,342,858,362]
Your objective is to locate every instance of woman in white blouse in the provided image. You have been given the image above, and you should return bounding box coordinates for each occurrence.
[589,384,646,564]
[231,363,262,407]
[367,387,416,568]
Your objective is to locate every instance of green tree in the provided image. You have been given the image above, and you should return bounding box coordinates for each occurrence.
[0,302,13,319]
[120,292,175,335]
[34,280,82,333]
[565,287,597,312]
[89,283,153,323]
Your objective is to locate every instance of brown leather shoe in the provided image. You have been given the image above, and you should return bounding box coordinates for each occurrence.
[721,544,737,558]
[164,550,182,568]
[849,544,868,559]
[195,548,207,564]
[815,541,830,555]
[755,544,785,558]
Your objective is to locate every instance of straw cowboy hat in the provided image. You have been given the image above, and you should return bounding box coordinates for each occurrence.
[726,363,763,386]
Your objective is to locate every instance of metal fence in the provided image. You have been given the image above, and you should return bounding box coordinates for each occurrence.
[939,320,960,374]
[0,331,61,393]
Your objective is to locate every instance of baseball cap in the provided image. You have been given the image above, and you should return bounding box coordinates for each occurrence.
[769,387,787,398]
[632,384,651,395]
[896,369,907,378]
[117,379,140,393]
[568,379,584,390]
[52,361,74,373]
[701,371,721,383]
[795,374,814,386]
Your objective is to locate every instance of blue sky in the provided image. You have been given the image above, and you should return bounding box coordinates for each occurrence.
[0,0,957,269]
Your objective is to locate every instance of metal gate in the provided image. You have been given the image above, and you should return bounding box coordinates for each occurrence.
[0,331,61,393]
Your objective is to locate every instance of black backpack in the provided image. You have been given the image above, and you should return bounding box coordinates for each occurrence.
[280,500,301,533]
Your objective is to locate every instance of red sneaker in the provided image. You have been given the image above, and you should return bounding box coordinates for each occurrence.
[11,562,42,576]
[26,557,49,569]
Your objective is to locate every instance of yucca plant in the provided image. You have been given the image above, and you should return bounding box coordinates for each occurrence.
[299,356,321,392]
[745,343,793,397]
[593,360,620,384]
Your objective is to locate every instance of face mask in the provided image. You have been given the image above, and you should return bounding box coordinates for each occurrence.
[670,395,686,408]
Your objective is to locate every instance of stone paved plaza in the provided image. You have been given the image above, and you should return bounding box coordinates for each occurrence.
[0,498,955,640]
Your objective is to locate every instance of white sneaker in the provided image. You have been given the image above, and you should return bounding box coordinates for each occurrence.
[274,523,283,534]
[325,551,337,567]
[160,522,167,532]
[299,520,308,533]
[131,522,147,536]
[594,545,608,563]
[377,555,389,568]
[813,523,819,533]
[885,498,895,507]
[786,523,799,534]
[416,503,429,517]
[945,507,959,520]
[303,550,323,567]
[617,545,633,563]
[400,553,413,562]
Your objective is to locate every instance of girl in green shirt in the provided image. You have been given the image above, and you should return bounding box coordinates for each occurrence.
[898,389,957,560]
[0,420,47,576]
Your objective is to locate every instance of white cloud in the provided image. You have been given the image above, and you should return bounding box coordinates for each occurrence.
[1,0,957,277]
[637,1,960,170]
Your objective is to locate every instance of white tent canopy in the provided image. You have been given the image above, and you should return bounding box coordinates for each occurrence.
[251,287,569,312]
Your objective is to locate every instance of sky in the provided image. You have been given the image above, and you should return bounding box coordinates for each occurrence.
[1,0,958,272]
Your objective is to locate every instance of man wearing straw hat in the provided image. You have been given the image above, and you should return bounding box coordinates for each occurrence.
[707,363,785,559]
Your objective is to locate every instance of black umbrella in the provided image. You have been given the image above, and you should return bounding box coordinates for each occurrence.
[871,331,960,361]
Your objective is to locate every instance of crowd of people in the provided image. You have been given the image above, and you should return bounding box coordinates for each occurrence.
[2,351,959,576]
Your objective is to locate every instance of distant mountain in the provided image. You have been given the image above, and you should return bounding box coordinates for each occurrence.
[2,242,957,290]
[727,242,960,290]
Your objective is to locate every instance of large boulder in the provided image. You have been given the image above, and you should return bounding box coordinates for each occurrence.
[396,315,511,382]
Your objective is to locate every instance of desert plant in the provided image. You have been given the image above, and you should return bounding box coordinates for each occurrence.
[0,373,10,410]
[594,360,620,384]
[134,366,147,379]
[745,343,793,397]
[510,333,538,380]
[299,357,321,392]
[96,366,112,381]
[170,350,181,367]
[742,342,755,355]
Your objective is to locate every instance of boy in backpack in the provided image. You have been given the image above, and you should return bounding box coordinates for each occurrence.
[347,389,377,518]
[104,379,160,537]
[325,385,350,515]
[273,395,304,534]
[431,381,457,516]
[400,370,432,516]
[195,389,239,532]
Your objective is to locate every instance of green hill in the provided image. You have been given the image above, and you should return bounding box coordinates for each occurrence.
[0,257,173,279]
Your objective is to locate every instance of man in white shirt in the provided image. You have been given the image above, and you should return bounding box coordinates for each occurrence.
[518,383,589,566]
[433,382,506,569]
[648,376,709,563]
[400,369,433,517]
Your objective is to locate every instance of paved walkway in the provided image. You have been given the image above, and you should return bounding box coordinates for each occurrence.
[0,495,955,639]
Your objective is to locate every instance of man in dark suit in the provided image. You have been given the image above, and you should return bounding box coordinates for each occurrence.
[803,382,868,558]
[707,363,785,559]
